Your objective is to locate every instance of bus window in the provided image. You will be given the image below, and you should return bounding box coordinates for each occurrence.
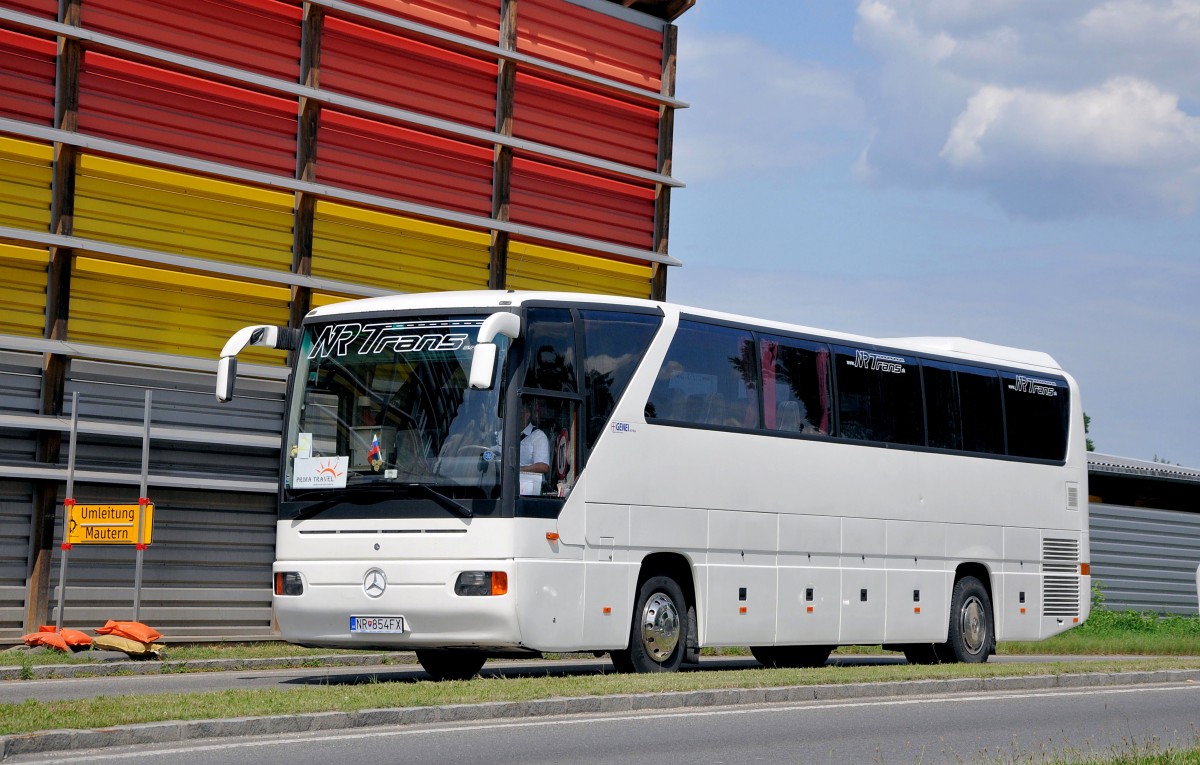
[1002,371,1070,461]
[648,320,759,429]
[834,345,923,446]
[523,308,577,393]
[518,394,579,500]
[923,361,1004,454]
[760,335,830,436]
[580,310,661,447]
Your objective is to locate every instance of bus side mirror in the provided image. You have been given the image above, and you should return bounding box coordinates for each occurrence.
[469,312,520,391]
[215,325,299,402]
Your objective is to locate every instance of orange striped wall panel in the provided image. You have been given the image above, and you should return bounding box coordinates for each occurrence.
[73,154,295,272]
[68,257,291,364]
[513,70,660,171]
[345,0,501,44]
[516,0,663,92]
[322,14,498,129]
[506,238,652,298]
[312,200,490,293]
[78,52,299,176]
[0,29,56,127]
[0,243,48,338]
[82,0,304,81]
[318,109,494,216]
[0,136,52,233]
[509,152,655,249]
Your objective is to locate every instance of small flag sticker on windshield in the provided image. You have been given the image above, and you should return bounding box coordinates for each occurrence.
[368,433,382,471]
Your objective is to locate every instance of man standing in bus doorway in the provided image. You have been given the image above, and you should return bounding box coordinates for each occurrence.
[520,400,550,494]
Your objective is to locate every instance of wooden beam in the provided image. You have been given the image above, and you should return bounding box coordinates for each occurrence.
[651,23,678,301]
[489,0,518,290]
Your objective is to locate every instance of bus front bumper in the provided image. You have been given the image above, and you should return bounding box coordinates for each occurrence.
[272,560,522,650]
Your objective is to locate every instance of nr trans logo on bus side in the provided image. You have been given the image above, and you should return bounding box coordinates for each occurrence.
[850,350,906,373]
[309,323,469,358]
[1011,375,1059,396]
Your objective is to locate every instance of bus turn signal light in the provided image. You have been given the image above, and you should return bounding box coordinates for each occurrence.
[455,571,508,596]
[1080,562,1090,576]
[546,532,560,541]
[275,572,303,596]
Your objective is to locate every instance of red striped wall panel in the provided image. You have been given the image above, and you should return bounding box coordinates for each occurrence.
[0,29,56,126]
[513,71,659,171]
[82,0,303,82]
[345,0,500,44]
[2,0,57,19]
[78,52,298,176]
[322,15,497,129]
[516,0,662,92]
[318,109,493,216]
[509,152,654,249]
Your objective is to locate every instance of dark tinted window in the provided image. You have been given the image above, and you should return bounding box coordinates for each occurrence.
[923,361,1004,454]
[523,308,576,392]
[760,335,831,435]
[580,310,662,447]
[1002,372,1070,460]
[834,345,924,445]
[647,320,759,429]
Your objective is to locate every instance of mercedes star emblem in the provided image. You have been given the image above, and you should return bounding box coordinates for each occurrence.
[363,568,387,598]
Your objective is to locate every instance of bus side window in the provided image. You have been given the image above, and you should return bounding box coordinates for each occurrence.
[651,320,758,430]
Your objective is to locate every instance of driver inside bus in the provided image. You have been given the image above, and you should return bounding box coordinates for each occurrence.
[519,400,550,491]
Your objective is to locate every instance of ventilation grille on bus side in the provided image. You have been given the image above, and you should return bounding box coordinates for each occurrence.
[1043,538,1080,617]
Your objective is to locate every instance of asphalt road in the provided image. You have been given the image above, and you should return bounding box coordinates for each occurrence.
[10,681,1200,764]
[0,653,1134,704]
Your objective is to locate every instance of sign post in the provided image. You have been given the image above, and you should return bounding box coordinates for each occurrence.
[55,391,157,629]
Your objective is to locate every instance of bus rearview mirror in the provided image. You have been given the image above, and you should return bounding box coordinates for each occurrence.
[469,343,498,390]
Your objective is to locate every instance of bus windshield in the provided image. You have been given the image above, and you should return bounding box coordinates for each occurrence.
[283,315,508,505]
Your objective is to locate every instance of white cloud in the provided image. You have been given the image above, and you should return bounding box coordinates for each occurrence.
[675,32,866,182]
[854,0,1200,218]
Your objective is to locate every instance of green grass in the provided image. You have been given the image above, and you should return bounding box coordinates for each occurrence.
[1,656,1199,737]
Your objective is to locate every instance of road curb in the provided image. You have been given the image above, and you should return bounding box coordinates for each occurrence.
[3,669,1199,760]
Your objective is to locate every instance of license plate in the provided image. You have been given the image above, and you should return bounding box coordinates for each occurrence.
[350,616,405,633]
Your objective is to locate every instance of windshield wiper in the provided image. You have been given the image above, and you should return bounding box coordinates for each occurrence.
[405,483,474,519]
[288,483,473,521]
[289,485,394,521]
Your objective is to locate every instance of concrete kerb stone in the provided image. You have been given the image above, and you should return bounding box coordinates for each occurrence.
[5,670,1200,760]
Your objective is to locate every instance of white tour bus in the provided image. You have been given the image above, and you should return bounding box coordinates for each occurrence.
[217,290,1089,679]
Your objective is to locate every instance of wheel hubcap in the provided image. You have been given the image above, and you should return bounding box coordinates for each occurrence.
[640,592,680,663]
[960,595,986,655]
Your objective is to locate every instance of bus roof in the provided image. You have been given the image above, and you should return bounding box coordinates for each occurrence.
[306,290,1063,372]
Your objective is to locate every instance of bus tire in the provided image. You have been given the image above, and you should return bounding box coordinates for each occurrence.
[612,575,687,673]
[415,649,487,681]
[940,575,994,664]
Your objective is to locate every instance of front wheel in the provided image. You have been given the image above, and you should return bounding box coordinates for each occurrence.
[938,576,994,663]
[415,649,487,681]
[610,575,688,673]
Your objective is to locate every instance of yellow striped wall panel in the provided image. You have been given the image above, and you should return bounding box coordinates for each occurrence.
[506,240,652,298]
[311,201,490,293]
[311,292,354,309]
[69,257,290,364]
[72,155,294,272]
[0,136,52,233]
[0,243,48,337]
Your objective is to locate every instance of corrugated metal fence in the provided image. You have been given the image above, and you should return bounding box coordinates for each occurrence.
[1090,502,1200,615]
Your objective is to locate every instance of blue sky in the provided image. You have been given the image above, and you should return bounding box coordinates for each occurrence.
[666,0,1200,469]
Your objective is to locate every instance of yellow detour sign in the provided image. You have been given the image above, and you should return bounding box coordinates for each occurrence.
[66,503,154,545]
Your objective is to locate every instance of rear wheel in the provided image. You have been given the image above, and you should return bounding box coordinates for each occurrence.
[939,576,994,663]
[610,575,688,673]
[751,645,831,668]
[415,649,487,681]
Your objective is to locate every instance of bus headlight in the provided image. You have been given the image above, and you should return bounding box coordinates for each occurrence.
[275,572,304,596]
[455,571,508,596]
